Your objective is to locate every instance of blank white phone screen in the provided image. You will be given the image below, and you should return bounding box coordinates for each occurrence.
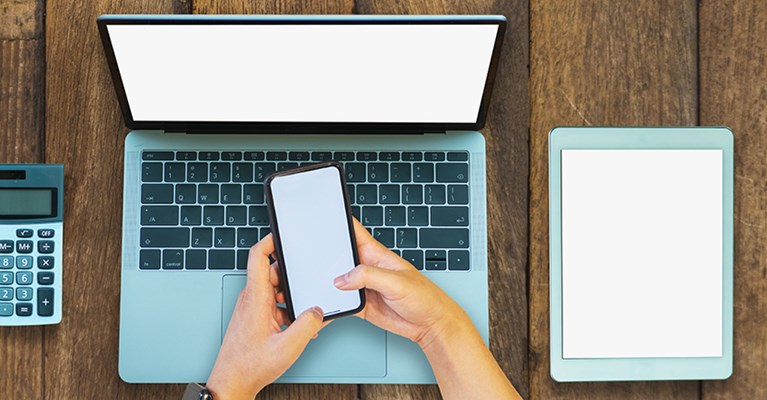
[270,166,360,317]
[561,150,723,359]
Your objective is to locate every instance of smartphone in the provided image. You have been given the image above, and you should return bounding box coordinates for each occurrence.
[264,161,365,321]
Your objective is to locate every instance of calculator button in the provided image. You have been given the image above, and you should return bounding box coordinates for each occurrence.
[38,288,54,317]
[38,241,54,254]
[0,303,12,316]
[38,256,54,270]
[17,229,33,238]
[0,272,12,285]
[16,256,32,269]
[16,287,33,301]
[0,288,12,301]
[0,241,12,253]
[37,272,54,285]
[16,272,32,285]
[16,240,33,254]
[0,256,13,269]
[16,303,32,317]
[37,229,55,238]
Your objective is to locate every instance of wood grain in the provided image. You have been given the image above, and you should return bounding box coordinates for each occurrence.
[0,0,42,39]
[529,1,700,399]
[354,0,531,399]
[699,1,767,399]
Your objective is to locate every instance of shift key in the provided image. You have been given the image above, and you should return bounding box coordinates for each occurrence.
[419,228,469,248]
[140,228,190,248]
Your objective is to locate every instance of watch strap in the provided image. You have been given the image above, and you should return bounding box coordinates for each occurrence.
[182,382,214,400]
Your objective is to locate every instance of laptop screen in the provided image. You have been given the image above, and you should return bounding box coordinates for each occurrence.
[100,18,504,131]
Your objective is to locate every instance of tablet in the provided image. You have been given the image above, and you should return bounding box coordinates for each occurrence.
[549,127,733,382]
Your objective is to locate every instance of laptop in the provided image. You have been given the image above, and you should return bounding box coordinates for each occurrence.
[97,14,506,384]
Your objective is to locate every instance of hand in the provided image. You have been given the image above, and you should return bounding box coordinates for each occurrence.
[207,234,325,400]
[333,219,473,348]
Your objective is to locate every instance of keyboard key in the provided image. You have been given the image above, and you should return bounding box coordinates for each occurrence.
[346,184,355,201]
[357,152,377,161]
[0,288,13,300]
[165,163,185,182]
[192,228,213,248]
[0,241,12,254]
[142,184,173,204]
[345,163,366,182]
[373,228,395,248]
[237,250,249,270]
[38,241,54,254]
[396,228,418,248]
[16,228,33,238]
[226,206,247,226]
[186,250,207,270]
[402,185,423,204]
[142,162,163,182]
[379,152,399,161]
[237,228,259,248]
[402,250,424,270]
[385,206,406,226]
[162,249,184,269]
[0,302,12,316]
[368,163,388,182]
[413,163,434,182]
[447,185,469,204]
[141,206,179,226]
[176,151,197,161]
[37,272,54,285]
[447,152,469,161]
[243,184,265,204]
[426,259,447,270]
[215,228,235,248]
[245,151,265,161]
[255,163,276,182]
[16,271,32,285]
[419,228,469,248]
[140,228,190,248]
[139,250,161,270]
[199,151,220,161]
[379,185,400,204]
[210,163,231,182]
[311,152,333,161]
[259,227,271,239]
[221,184,242,204]
[187,163,208,182]
[408,206,429,226]
[181,206,202,226]
[222,151,242,161]
[356,185,377,204]
[448,250,470,271]
[431,206,469,226]
[143,151,173,160]
[37,288,53,317]
[209,250,235,270]
[436,163,468,183]
[16,287,33,301]
[402,152,422,161]
[277,162,299,171]
[248,206,270,226]
[425,250,447,260]
[425,152,445,161]
[0,272,12,284]
[351,206,361,221]
[198,184,219,204]
[289,152,310,161]
[203,206,224,226]
[233,163,253,182]
[16,256,32,269]
[16,240,33,253]
[175,184,196,204]
[425,185,446,204]
[0,256,12,269]
[38,256,53,270]
[16,303,32,317]
[362,206,384,226]
[390,163,411,182]
[333,152,355,161]
[266,151,287,161]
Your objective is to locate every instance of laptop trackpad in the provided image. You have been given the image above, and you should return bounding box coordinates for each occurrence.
[221,275,386,378]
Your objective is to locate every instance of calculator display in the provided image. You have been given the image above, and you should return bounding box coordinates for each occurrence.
[0,189,56,218]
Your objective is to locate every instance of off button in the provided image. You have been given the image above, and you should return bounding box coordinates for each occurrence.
[38,229,55,238]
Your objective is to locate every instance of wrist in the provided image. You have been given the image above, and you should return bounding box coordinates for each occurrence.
[206,371,263,400]
[417,309,477,356]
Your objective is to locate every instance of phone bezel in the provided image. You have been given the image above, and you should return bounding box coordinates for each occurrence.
[264,161,366,322]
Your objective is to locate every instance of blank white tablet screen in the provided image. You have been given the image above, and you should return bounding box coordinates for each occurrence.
[561,150,722,358]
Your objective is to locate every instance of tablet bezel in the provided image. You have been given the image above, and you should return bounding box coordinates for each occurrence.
[548,127,733,382]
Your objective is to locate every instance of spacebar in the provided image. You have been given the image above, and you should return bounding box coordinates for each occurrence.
[140,228,190,248]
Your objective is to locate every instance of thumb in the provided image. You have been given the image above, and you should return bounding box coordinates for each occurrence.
[280,306,324,351]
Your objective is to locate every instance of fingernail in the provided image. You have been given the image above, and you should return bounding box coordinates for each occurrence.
[309,306,324,319]
[333,273,348,287]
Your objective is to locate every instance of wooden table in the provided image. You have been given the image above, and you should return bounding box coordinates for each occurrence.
[1,0,764,398]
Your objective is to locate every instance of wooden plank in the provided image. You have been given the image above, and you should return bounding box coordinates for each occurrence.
[699,1,767,399]
[0,0,42,39]
[353,0,530,399]
[529,1,700,398]
[42,1,187,399]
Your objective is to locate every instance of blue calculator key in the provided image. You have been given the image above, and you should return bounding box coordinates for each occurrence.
[16,272,33,285]
[16,287,33,301]
[38,288,54,317]
[16,240,33,253]
[0,288,12,301]
[16,256,33,269]
[38,256,54,270]
[0,256,13,269]
[17,228,33,238]
[16,303,33,317]
[0,303,12,316]
[0,272,12,285]
[38,240,55,254]
[38,229,55,238]
[38,272,54,285]
[0,240,13,253]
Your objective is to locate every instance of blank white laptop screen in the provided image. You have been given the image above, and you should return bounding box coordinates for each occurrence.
[105,24,498,123]
[561,149,723,359]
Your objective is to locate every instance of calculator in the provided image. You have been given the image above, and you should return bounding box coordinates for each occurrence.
[0,165,63,325]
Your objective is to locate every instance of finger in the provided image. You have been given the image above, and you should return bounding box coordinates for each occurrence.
[246,234,276,298]
[273,306,290,327]
[269,262,281,288]
[352,218,375,246]
[279,306,324,352]
[275,290,286,304]
[333,264,407,299]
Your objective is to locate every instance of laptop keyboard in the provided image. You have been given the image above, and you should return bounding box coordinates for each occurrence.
[138,151,470,272]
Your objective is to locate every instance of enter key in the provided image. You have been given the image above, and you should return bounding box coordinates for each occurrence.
[430,206,469,226]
